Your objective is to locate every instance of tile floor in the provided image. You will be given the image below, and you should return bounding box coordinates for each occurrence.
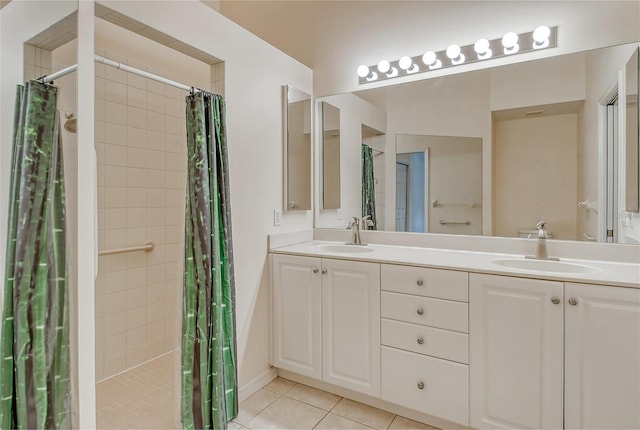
[96,352,438,430]
[233,377,439,430]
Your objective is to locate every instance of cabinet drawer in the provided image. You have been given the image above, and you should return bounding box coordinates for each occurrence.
[381,264,468,302]
[381,346,469,426]
[381,318,468,364]
[381,291,468,333]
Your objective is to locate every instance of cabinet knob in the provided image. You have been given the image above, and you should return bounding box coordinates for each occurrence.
[321,269,327,275]
[312,267,319,274]
[416,307,424,316]
[551,296,560,305]
[417,381,425,390]
[417,337,424,345]
[568,297,578,306]
[416,279,424,286]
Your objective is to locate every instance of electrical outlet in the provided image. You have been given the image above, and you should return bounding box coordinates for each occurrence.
[273,209,282,226]
[337,209,343,221]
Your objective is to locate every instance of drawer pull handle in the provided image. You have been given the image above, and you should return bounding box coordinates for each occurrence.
[417,381,425,390]
[551,296,560,305]
[416,307,424,316]
[568,297,578,306]
[312,268,319,274]
[417,337,424,345]
[322,269,328,275]
[416,279,424,286]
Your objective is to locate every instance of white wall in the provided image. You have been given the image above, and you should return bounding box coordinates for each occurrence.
[494,113,579,240]
[314,92,386,228]
[313,1,640,96]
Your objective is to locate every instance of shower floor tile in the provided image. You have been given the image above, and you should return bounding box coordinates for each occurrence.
[96,351,180,429]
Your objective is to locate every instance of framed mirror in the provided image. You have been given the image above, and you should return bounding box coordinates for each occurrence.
[284,85,311,211]
[625,48,639,213]
[321,101,341,209]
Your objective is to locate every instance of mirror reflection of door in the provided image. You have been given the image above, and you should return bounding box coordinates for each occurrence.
[396,162,408,231]
[396,153,426,232]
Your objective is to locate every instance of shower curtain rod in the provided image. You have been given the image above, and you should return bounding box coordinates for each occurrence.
[39,55,196,93]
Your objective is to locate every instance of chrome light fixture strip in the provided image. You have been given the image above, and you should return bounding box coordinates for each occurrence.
[357,26,557,85]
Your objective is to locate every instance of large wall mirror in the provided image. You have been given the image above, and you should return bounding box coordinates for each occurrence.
[284,85,311,211]
[315,42,640,244]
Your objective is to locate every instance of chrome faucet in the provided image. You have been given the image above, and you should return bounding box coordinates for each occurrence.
[347,217,362,245]
[526,220,559,261]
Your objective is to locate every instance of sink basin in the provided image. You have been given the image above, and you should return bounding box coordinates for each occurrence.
[317,244,375,254]
[492,258,600,274]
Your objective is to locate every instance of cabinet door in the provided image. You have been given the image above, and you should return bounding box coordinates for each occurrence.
[565,283,640,429]
[469,274,563,429]
[322,259,381,396]
[272,254,322,379]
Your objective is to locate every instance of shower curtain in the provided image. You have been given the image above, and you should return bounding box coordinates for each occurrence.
[0,81,70,429]
[182,91,238,429]
[362,144,377,230]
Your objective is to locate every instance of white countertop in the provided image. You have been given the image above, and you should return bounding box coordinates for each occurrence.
[271,240,640,288]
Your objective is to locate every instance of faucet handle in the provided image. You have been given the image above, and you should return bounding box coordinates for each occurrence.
[536,220,546,230]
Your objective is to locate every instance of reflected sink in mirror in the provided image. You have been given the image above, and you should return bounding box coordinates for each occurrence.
[492,258,600,274]
[317,244,375,254]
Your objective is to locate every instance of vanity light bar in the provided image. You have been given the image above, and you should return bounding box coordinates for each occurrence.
[357,26,557,84]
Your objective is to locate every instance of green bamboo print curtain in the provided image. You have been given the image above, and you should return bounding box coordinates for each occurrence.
[0,80,70,429]
[182,91,238,429]
[362,144,377,230]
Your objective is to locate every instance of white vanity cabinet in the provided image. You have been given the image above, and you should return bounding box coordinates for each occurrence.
[470,274,640,430]
[271,254,381,397]
[564,282,640,429]
[272,254,322,379]
[380,264,470,427]
[469,273,564,429]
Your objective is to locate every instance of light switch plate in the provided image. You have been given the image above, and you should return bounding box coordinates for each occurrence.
[337,209,343,221]
[274,209,282,226]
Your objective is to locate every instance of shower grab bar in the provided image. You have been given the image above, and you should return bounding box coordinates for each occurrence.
[98,242,155,256]
[439,220,471,226]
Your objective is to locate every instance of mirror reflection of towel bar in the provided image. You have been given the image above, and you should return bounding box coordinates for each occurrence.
[439,220,470,225]
[432,200,481,208]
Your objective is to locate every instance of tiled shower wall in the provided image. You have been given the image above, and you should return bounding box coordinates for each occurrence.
[94,49,189,381]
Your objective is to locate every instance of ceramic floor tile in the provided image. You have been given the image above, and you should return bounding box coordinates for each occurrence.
[263,376,297,394]
[331,398,395,429]
[388,415,440,429]
[235,388,282,425]
[246,396,327,429]
[314,412,375,429]
[284,383,342,411]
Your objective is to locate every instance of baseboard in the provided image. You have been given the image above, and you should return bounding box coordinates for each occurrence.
[238,367,278,402]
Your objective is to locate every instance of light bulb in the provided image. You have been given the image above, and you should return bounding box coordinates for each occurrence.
[532,25,551,49]
[422,51,437,66]
[446,44,465,65]
[502,32,518,48]
[399,56,413,70]
[533,25,551,43]
[356,65,370,78]
[446,44,461,60]
[502,32,519,54]
[474,38,492,59]
[386,67,399,78]
[377,60,391,73]
[474,39,490,54]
